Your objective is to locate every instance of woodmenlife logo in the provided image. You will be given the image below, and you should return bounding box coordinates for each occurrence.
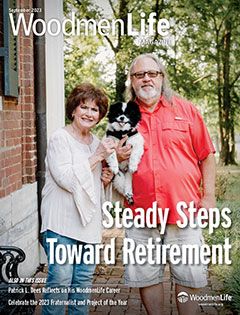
[177,291,232,307]
[9,11,171,37]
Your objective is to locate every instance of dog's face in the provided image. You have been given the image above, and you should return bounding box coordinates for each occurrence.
[107,101,141,132]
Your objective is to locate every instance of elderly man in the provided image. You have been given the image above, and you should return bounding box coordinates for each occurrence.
[122,53,216,315]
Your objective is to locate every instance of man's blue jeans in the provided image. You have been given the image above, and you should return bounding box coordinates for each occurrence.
[41,230,96,315]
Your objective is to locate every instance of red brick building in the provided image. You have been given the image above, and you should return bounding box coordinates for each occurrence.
[0,0,64,276]
[0,1,37,199]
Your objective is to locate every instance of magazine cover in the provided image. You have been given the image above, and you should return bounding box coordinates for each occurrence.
[0,0,239,314]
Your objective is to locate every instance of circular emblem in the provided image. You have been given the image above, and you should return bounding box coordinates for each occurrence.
[177,291,189,303]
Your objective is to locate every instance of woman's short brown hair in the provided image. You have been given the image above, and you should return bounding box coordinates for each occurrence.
[66,83,109,122]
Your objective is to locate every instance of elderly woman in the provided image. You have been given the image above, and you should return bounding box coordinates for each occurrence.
[40,83,115,315]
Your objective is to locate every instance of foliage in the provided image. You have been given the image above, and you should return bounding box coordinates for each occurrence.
[182,0,240,164]
[225,259,240,313]
[92,117,108,139]
[215,172,232,201]
[204,168,240,314]
[63,0,240,164]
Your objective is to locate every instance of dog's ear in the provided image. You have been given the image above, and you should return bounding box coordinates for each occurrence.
[127,100,138,107]
[127,101,141,115]
[127,101,141,124]
[108,102,122,110]
[107,102,121,119]
[127,101,141,112]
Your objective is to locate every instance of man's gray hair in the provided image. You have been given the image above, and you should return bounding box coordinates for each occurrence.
[125,53,175,102]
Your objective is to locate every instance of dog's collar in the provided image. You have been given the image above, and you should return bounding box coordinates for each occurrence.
[106,129,138,140]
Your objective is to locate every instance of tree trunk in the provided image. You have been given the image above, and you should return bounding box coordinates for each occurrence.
[219,19,236,165]
[216,29,224,165]
[115,60,126,101]
[114,0,128,100]
[229,122,237,164]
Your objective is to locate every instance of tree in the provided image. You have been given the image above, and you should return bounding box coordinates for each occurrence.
[184,0,240,165]
[63,0,240,162]
[64,0,172,101]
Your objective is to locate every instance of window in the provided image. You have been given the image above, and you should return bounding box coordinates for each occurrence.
[0,0,18,97]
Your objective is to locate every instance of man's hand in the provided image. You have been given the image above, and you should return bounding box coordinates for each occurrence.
[198,194,216,209]
[116,136,132,162]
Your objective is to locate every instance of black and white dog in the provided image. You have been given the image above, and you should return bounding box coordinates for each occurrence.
[106,101,144,205]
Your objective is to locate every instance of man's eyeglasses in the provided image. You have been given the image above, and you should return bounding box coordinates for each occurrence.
[130,70,163,79]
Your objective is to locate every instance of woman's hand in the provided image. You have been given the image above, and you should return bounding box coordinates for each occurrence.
[116,136,132,162]
[95,138,117,160]
[89,138,117,170]
[101,167,114,187]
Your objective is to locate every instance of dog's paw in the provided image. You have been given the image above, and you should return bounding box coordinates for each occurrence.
[125,193,134,205]
[110,165,119,175]
[128,164,138,173]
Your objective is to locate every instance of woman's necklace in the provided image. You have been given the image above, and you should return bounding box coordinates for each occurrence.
[70,124,93,145]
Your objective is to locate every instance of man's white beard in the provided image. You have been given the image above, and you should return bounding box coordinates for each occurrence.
[138,86,161,103]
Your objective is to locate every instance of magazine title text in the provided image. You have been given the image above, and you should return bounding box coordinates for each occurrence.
[9,12,171,37]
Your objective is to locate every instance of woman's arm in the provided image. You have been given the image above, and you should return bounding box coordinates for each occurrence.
[46,130,106,226]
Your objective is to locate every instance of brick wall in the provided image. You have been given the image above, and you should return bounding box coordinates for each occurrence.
[0,0,64,275]
[0,0,37,198]
[0,1,3,95]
